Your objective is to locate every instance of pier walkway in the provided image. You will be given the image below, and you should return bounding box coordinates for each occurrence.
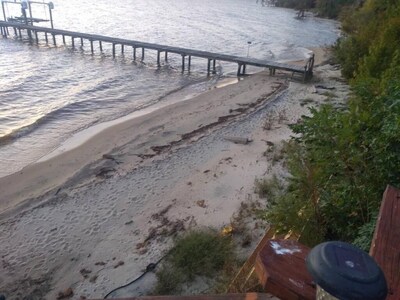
[0,21,314,80]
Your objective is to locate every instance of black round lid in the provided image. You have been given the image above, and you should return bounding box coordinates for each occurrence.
[306,241,387,300]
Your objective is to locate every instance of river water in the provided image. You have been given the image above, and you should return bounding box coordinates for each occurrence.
[0,0,339,177]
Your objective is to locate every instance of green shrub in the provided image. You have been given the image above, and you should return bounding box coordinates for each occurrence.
[153,264,186,295]
[152,229,237,295]
[169,230,234,280]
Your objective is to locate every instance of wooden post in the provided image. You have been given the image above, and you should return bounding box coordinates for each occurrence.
[188,56,191,72]
[18,28,22,39]
[212,59,216,74]
[133,47,136,60]
[44,31,48,43]
[62,35,65,44]
[157,50,161,66]
[121,44,124,54]
[52,33,56,46]
[34,31,38,44]
[207,58,211,76]
[141,47,144,60]
[80,37,83,47]
[165,51,168,61]
[99,41,102,52]
[13,27,17,37]
[181,55,185,72]
[237,64,242,76]
[71,37,75,48]
[112,43,116,58]
[90,40,93,54]
[242,64,246,75]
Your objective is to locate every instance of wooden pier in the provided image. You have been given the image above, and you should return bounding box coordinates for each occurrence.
[0,21,314,80]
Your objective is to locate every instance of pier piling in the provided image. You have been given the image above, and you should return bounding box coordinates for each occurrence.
[157,50,161,66]
[0,21,313,81]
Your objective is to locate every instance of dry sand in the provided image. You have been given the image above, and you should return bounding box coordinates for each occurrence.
[0,48,349,299]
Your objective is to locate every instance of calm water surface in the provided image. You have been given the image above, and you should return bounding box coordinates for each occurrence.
[0,0,339,177]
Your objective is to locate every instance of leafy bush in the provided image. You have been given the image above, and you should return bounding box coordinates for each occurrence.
[263,0,400,250]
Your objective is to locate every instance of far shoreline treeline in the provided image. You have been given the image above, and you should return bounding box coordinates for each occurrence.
[273,0,362,18]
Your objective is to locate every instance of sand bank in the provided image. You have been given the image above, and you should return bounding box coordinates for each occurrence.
[0,48,350,299]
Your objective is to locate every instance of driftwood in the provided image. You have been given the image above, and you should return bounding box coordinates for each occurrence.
[224,136,252,145]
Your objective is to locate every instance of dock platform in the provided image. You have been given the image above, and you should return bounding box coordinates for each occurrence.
[0,21,314,80]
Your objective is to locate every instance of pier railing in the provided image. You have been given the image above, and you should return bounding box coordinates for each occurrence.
[0,21,314,80]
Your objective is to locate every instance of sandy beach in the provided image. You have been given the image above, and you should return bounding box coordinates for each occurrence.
[0,48,349,299]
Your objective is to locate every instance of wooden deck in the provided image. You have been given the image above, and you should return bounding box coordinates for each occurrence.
[93,293,273,300]
[0,21,314,80]
[255,239,315,300]
[369,185,400,299]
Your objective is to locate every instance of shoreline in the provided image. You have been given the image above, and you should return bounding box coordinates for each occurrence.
[0,47,350,299]
[0,71,284,217]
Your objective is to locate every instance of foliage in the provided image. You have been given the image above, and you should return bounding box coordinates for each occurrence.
[264,0,400,248]
[170,229,234,280]
[152,229,237,295]
[274,0,358,18]
[353,216,377,252]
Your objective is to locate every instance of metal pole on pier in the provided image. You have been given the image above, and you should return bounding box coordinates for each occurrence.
[27,1,33,25]
[247,41,252,57]
[48,2,54,29]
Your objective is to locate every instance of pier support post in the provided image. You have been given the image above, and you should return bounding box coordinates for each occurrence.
[181,55,185,73]
[212,59,216,74]
[237,64,242,76]
[121,44,124,54]
[165,51,168,61]
[207,58,211,76]
[62,35,65,44]
[99,41,102,52]
[44,32,48,43]
[141,47,145,61]
[13,27,17,37]
[18,28,22,39]
[52,33,56,46]
[80,37,83,47]
[157,50,161,66]
[90,40,94,54]
[35,31,38,44]
[133,47,136,60]
[112,43,116,58]
[188,56,191,72]
[242,64,246,75]
[72,37,75,48]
